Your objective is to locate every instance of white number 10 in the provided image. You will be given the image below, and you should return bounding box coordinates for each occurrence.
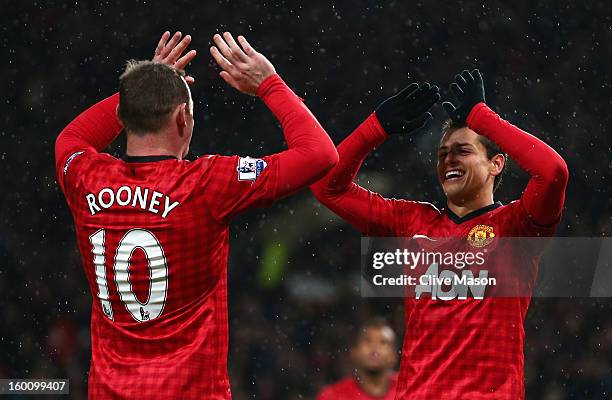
[89,228,168,322]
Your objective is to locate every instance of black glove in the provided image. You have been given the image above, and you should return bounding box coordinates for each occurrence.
[442,69,485,124]
[375,82,440,135]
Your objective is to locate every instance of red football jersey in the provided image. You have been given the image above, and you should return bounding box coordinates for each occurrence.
[317,373,398,400]
[62,152,279,399]
[56,75,337,399]
[388,200,554,399]
[311,104,568,399]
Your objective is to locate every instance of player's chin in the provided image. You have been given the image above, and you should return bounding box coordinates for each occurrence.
[442,180,464,198]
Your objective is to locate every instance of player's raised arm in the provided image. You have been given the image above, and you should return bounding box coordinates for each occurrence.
[54,93,121,191]
[443,70,569,228]
[210,33,338,198]
[310,83,440,235]
[54,31,196,192]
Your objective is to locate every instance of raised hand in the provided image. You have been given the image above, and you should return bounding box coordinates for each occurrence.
[442,69,486,124]
[209,32,276,95]
[152,31,197,84]
[375,82,440,135]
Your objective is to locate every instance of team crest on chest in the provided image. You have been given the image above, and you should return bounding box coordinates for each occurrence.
[467,224,495,248]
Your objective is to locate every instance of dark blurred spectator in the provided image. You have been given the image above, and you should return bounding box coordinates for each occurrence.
[316,317,398,400]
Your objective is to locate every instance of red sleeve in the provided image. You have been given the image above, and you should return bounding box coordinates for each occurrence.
[310,113,438,236]
[55,93,122,193]
[467,103,569,229]
[204,74,338,222]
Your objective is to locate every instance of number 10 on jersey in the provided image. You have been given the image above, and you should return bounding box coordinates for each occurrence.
[89,228,169,322]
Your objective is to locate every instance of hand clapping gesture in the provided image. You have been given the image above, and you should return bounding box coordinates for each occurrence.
[210,32,276,95]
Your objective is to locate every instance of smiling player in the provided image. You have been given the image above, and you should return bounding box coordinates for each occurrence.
[311,71,568,398]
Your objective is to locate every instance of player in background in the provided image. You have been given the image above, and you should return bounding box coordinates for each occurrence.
[316,318,398,400]
[311,71,568,399]
[55,31,337,399]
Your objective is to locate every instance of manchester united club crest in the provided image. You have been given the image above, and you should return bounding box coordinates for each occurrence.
[467,224,495,248]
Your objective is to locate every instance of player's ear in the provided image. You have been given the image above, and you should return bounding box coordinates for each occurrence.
[490,153,505,176]
[176,103,188,132]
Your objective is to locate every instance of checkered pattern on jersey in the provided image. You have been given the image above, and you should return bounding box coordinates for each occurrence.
[60,151,279,399]
[369,201,557,400]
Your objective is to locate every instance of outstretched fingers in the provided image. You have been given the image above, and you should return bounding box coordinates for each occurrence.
[450,82,464,100]
[166,35,192,64]
[406,82,431,102]
[237,35,256,56]
[159,31,183,59]
[397,83,420,99]
[442,101,457,116]
[471,69,484,86]
[213,34,235,62]
[419,89,441,112]
[409,86,438,111]
[461,69,474,84]
[175,49,197,71]
[210,46,236,74]
[222,32,248,62]
[211,45,241,91]
[416,112,433,129]
[454,73,468,90]
[154,31,171,57]
[210,32,276,95]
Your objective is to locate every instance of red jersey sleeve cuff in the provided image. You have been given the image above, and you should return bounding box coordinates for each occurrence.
[256,74,284,98]
[365,112,390,144]
[465,102,491,128]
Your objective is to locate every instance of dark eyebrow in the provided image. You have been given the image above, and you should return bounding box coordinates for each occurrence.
[438,142,475,152]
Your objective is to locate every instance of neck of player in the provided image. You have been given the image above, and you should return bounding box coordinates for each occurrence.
[356,368,392,397]
[126,131,186,160]
[447,190,495,218]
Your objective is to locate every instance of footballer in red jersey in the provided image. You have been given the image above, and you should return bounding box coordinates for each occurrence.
[311,71,568,399]
[55,31,337,399]
[317,318,398,400]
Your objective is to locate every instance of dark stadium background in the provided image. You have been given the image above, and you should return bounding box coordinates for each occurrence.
[2,1,611,398]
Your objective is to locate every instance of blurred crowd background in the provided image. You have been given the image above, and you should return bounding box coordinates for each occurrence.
[2,1,611,398]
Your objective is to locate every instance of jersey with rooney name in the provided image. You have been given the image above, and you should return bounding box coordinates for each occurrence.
[59,151,276,399]
[55,74,337,399]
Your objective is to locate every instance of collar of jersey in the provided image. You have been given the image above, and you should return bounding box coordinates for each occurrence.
[123,154,178,163]
[445,201,503,225]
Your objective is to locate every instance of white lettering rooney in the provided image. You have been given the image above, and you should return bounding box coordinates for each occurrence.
[85,186,179,218]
